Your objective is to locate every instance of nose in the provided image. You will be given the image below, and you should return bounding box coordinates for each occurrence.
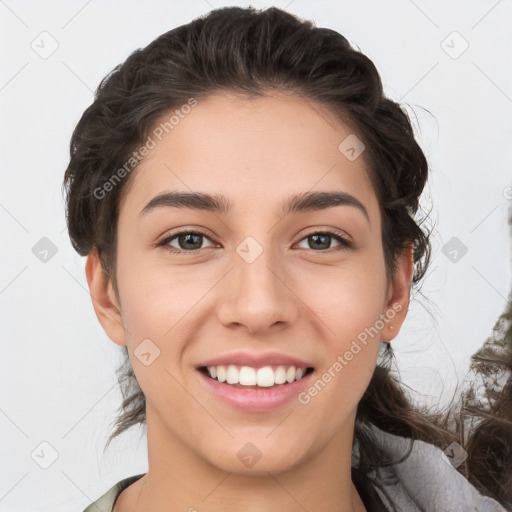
[216,242,300,335]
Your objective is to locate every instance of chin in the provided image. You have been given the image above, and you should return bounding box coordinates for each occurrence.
[203,442,305,476]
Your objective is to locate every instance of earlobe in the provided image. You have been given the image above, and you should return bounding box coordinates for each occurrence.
[85,249,127,347]
[381,242,415,342]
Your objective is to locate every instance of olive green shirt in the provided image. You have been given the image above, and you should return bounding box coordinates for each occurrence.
[82,473,145,512]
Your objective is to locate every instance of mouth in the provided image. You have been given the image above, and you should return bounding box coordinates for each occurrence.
[197,365,315,389]
[196,363,316,412]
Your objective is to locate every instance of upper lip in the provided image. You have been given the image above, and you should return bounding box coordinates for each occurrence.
[197,351,314,369]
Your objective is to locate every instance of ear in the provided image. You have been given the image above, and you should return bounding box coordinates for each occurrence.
[85,248,127,347]
[380,242,415,342]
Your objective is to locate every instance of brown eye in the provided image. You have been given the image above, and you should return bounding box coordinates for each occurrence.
[158,230,216,253]
[296,230,353,251]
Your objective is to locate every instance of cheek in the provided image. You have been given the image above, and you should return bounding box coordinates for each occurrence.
[301,345,377,441]
[114,249,213,388]
[296,269,384,426]
[297,254,388,337]
[114,240,188,334]
[294,256,386,394]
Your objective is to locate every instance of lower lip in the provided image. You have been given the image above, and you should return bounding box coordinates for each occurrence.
[197,369,315,412]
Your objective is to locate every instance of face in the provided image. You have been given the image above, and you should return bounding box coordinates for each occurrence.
[87,91,412,476]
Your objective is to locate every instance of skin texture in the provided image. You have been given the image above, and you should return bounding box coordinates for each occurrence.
[86,91,414,512]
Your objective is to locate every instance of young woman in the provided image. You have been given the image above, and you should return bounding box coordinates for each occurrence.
[63,6,511,512]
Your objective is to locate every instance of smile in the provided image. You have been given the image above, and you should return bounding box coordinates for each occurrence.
[200,364,314,388]
[197,365,316,412]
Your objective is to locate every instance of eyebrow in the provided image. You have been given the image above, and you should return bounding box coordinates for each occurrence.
[140,190,370,223]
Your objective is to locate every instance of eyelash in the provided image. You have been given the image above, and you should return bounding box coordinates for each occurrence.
[156,228,354,254]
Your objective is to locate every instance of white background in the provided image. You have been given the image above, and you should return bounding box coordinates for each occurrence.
[0,1,511,510]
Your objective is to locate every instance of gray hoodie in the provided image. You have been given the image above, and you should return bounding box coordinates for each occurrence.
[358,424,509,511]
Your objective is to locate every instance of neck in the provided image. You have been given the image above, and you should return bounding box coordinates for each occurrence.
[121,406,366,512]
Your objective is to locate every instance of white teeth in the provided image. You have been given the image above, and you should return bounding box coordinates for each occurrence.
[239,366,256,385]
[256,366,274,387]
[216,366,226,383]
[205,365,310,387]
[274,366,287,384]
[226,365,239,384]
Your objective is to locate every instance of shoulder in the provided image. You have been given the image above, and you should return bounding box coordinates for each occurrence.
[352,466,390,511]
[361,425,508,512]
[81,474,146,512]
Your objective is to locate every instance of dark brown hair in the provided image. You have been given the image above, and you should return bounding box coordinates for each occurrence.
[62,6,512,509]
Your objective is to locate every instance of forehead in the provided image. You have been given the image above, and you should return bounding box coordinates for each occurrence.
[119,92,380,225]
